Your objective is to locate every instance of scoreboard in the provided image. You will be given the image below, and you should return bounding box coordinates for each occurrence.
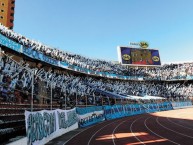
[117,46,161,66]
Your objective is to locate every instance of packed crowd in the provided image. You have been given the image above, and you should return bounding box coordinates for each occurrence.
[0,52,96,106]
[1,23,193,80]
[0,50,192,107]
[0,24,128,75]
[145,63,193,80]
[87,78,193,100]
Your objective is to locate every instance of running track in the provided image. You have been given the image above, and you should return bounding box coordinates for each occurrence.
[65,108,193,145]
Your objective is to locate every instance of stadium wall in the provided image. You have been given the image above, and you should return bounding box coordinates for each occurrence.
[22,101,192,145]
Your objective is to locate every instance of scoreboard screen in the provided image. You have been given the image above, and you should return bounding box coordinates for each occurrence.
[117,47,161,66]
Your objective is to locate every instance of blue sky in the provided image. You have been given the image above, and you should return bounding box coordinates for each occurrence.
[14,0,193,63]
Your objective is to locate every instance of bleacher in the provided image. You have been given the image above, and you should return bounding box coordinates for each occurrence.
[0,102,60,144]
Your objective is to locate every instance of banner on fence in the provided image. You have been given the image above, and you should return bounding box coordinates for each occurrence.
[25,108,78,145]
[77,106,105,127]
[104,105,125,120]
[104,102,173,120]
[171,101,192,109]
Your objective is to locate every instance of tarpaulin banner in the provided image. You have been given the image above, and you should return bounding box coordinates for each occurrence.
[25,108,78,145]
[104,102,173,120]
[103,105,125,120]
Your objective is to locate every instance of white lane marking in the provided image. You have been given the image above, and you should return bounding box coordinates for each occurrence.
[87,118,128,145]
[63,128,87,145]
[87,121,116,145]
[64,121,105,145]
[130,117,145,145]
[112,120,127,145]
[167,117,193,131]
[156,117,193,139]
[144,117,180,145]
[111,117,138,145]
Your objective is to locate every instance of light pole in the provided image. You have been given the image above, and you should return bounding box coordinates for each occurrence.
[76,93,77,107]
[65,90,67,110]
[31,70,34,112]
[50,83,52,110]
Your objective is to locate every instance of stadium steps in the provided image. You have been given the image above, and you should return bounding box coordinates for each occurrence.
[0,102,59,144]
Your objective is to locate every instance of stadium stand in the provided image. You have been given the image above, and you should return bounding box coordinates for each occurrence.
[1,23,193,80]
[0,24,193,144]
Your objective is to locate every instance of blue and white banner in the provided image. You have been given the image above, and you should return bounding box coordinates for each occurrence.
[125,102,173,116]
[186,76,193,80]
[124,104,145,117]
[23,47,59,66]
[172,101,192,109]
[25,108,78,145]
[59,61,69,68]
[104,105,125,120]
[104,102,173,120]
[0,33,21,52]
[77,106,105,127]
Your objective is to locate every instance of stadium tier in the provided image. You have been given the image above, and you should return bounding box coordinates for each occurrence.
[0,24,193,144]
[1,24,193,80]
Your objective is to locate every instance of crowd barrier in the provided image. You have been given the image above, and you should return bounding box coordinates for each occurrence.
[1,33,193,81]
[24,101,192,145]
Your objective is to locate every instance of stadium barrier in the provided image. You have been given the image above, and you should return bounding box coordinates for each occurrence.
[104,105,125,120]
[171,101,192,109]
[104,102,173,120]
[22,100,192,145]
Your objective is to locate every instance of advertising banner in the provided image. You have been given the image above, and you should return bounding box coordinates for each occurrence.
[59,61,69,68]
[171,101,192,109]
[23,47,59,66]
[25,108,78,145]
[77,106,105,127]
[124,104,145,116]
[104,102,173,120]
[0,33,21,52]
[103,105,125,120]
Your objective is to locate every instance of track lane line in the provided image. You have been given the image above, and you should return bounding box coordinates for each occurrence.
[112,119,128,145]
[144,117,180,145]
[111,116,141,145]
[130,117,145,145]
[87,117,133,145]
[87,120,118,145]
[167,117,193,131]
[66,117,127,145]
[156,117,193,139]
